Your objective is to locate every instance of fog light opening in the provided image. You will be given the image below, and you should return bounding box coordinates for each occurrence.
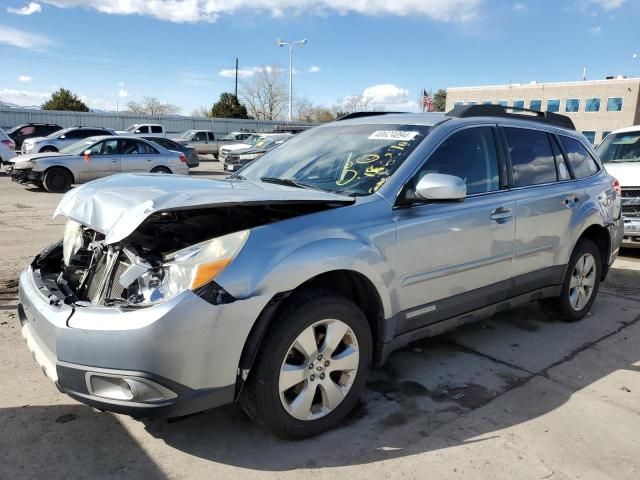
[86,373,177,403]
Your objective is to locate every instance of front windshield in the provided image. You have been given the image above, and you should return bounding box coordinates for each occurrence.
[244,134,260,145]
[48,128,70,138]
[254,137,279,148]
[238,124,431,196]
[597,132,640,163]
[180,130,196,139]
[6,125,23,135]
[125,125,138,133]
[60,139,95,155]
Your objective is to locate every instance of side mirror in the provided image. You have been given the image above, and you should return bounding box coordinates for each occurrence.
[83,150,92,162]
[135,130,141,134]
[415,173,466,201]
[59,135,66,139]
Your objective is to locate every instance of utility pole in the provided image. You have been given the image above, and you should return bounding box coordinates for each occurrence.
[235,57,239,98]
[277,38,307,122]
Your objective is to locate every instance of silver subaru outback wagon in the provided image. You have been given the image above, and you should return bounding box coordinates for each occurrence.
[18,105,623,439]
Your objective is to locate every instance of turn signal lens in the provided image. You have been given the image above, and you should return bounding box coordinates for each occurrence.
[191,259,232,289]
[612,178,621,196]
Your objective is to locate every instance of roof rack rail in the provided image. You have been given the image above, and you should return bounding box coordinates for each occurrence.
[446,104,575,130]
[337,111,403,121]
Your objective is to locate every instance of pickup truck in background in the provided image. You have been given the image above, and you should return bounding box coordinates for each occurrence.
[117,124,166,138]
[172,130,254,159]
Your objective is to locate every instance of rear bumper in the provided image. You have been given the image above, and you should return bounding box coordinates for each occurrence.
[17,266,267,417]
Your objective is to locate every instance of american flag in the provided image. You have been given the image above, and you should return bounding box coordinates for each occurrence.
[421,89,434,112]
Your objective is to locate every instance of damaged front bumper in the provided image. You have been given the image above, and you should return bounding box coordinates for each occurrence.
[18,263,268,418]
[10,167,41,185]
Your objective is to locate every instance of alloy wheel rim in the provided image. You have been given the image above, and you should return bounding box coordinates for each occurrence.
[569,253,596,311]
[279,319,359,421]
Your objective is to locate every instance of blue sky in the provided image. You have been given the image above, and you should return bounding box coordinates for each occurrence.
[0,0,638,115]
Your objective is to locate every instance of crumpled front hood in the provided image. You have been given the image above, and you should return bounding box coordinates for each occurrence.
[604,162,640,187]
[54,173,354,244]
[11,152,73,168]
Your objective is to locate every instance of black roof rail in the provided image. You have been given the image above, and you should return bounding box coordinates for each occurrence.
[337,111,404,121]
[446,104,575,130]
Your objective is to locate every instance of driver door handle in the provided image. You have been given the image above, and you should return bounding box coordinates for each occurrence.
[490,207,513,223]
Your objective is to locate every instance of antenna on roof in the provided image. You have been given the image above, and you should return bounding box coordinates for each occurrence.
[583,66,587,81]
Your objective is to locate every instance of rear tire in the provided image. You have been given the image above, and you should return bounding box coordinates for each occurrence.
[239,289,372,439]
[150,166,172,174]
[539,239,601,322]
[39,146,58,153]
[42,167,72,193]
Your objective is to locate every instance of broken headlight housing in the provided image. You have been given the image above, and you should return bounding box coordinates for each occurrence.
[129,230,249,306]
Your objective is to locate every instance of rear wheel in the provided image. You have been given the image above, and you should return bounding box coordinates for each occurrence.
[39,146,58,153]
[150,166,172,174]
[539,239,601,322]
[240,290,372,439]
[42,167,72,193]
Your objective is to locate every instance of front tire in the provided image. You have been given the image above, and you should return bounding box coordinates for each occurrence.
[539,239,601,322]
[150,166,172,174]
[240,290,372,439]
[39,146,58,153]
[42,167,72,193]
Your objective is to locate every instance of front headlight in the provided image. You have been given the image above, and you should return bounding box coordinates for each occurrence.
[131,229,249,305]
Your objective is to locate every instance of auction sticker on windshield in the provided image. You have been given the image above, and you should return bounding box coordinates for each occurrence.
[368,130,420,141]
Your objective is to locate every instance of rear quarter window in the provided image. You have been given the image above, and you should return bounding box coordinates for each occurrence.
[559,136,599,179]
[504,127,558,186]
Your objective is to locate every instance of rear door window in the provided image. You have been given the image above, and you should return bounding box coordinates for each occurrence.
[503,127,558,186]
[151,126,163,134]
[559,136,599,179]
[207,132,215,141]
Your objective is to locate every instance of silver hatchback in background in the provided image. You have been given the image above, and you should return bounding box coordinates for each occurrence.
[18,105,622,438]
[9,135,189,192]
[22,126,117,154]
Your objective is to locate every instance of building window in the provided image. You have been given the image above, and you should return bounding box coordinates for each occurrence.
[467,101,477,105]
[565,98,580,112]
[454,102,463,107]
[607,97,623,111]
[585,98,601,112]
[513,100,524,109]
[582,131,596,145]
[547,99,560,112]
[482,101,493,105]
[529,100,542,111]
[497,100,508,107]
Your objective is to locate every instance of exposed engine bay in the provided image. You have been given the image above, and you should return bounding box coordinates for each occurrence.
[33,201,345,308]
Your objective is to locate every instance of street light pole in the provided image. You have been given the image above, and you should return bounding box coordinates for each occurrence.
[277,38,307,122]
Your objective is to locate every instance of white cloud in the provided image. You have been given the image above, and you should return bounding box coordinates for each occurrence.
[588,0,625,8]
[117,82,128,97]
[342,83,417,111]
[513,2,526,11]
[17,75,33,83]
[633,53,638,59]
[308,65,321,73]
[41,0,480,24]
[7,2,42,15]
[0,25,53,50]
[0,87,119,110]
[588,25,602,34]
[219,65,279,78]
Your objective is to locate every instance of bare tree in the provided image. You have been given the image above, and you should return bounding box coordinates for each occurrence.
[295,97,316,123]
[333,94,372,116]
[127,96,181,115]
[190,106,211,118]
[239,66,287,121]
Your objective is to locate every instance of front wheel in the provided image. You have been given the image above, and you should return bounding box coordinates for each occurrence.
[42,167,72,193]
[539,239,601,322]
[150,166,172,174]
[240,290,372,439]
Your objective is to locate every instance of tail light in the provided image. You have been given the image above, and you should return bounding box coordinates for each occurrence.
[612,178,621,196]
[179,154,188,163]
[1,139,15,150]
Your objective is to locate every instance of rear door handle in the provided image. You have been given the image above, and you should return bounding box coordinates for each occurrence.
[490,207,513,223]
[564,194,580,207]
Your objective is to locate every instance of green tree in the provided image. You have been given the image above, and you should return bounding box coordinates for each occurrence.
[210,93,249,119]
[41,88,89,112]
[433,89,447,112]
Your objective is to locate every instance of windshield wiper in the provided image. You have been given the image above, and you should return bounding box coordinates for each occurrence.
[260,176,323,191]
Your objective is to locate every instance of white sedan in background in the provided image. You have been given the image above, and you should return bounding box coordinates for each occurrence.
[8,136,189,192]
